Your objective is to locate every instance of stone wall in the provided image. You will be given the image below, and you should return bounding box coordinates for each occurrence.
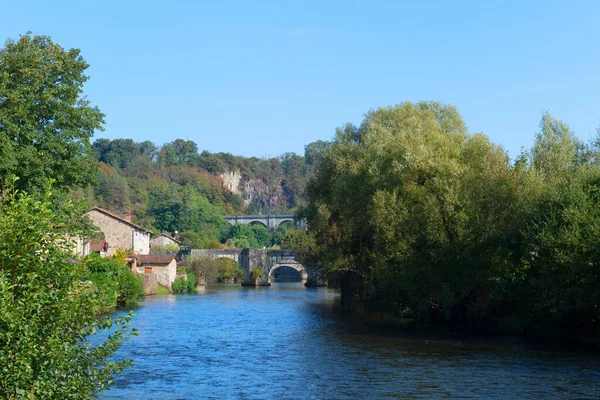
[150,235,178,248]
[155,259,177,288]
[87,210,150,256]
[143,274,158,295]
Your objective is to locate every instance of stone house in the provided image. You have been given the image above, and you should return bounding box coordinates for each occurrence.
[149,233,181,249]
[87,207,152,256]
[135,254,177,288]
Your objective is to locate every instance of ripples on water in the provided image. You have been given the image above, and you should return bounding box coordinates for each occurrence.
[100,284,600,399]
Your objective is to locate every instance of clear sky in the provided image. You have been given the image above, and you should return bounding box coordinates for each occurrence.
[2,0,600,159]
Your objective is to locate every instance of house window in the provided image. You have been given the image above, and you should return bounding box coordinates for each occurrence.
[144,267,152,274]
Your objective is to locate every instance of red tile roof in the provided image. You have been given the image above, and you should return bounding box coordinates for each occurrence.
[137,254,176,265]
[89,207,153,234]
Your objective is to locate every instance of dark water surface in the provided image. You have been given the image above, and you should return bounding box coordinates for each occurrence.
[100,284,600,399]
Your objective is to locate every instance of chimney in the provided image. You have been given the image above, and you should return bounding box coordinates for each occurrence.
[125,215,131,222]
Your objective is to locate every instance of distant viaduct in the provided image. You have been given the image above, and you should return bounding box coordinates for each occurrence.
[222,214,305,232]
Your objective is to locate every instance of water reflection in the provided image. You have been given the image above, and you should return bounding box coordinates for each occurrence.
[101,284,600,399]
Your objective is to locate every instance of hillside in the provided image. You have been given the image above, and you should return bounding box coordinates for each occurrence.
[77,138,328,247]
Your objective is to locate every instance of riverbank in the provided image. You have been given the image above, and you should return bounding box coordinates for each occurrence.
[335,298,600,349]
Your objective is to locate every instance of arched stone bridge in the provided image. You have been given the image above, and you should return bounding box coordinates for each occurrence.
[222,215,305,232]
[191,248,325,287]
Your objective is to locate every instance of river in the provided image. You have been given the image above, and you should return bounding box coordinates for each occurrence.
[100,283,600,399]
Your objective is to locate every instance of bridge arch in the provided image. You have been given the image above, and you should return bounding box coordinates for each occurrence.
[268,261,308,284]
[271,218,294,231]
[212,253,239,262]
[247,220,268,230]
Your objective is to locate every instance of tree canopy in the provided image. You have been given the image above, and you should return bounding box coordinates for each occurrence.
[290,101,600,341]
[0,33,104,193]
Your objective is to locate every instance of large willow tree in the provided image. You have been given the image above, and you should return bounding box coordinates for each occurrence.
[293,102,600,340]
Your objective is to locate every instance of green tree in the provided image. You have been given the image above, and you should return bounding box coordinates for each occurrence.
[225,223,271,248]
[272,221,298,246]
[184,255,219,285]
[217,258,243,282]
[0,183,136,398]
[83,254,144,310]
[249,223,271,247]
[300,102,521,321]
[0,33,104,193]
[531,112,580,182]
[160,139,198,166]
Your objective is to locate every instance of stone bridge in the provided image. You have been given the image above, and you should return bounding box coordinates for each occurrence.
[190,248,325,287]
[222,215,305,231]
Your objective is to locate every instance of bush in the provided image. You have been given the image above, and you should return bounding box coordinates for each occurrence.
[184,255,219,284]
[172,273,196,293]
[172,277,188,293]
[0,185,136,398]
[217,258,244,282]
[250,267,264,281]
[186,273,196,291]
[83,254,144,309]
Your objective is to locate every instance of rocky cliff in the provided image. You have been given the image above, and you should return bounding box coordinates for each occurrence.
[220,170,288,213]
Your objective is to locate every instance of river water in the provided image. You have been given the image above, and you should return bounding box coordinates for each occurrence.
[100,283,600,399]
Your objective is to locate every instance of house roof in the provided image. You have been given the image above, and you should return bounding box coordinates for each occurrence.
[137,254,177,265]
[150,233,182,245]
[89,207,153,234]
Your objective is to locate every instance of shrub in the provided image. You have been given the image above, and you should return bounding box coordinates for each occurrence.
[172,277,189,293]
[83,254,144,309]
[184,255,219,284]
[172,273,196,293]
[186,273,196,292]
[0,185,136,398]
[250,267,264,281]
[217,258,243,282]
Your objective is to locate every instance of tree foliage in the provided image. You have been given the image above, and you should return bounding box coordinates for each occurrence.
[0,183,136,398]
[0,33,104,193]
[217,258,243,282]
[83,254,144,310]
[292,101,600,341]
[184,255,220,285]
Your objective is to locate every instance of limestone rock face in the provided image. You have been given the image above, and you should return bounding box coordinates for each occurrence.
[220,169,286,212]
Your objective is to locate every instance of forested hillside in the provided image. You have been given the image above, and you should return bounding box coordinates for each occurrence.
[75,138,328,247]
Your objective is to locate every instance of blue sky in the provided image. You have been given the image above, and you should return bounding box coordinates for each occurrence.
[2,0,600,159]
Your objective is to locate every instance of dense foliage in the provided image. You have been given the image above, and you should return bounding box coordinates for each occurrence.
[172,273,196,293]
[184,255,220,285]
[83,254,144,310]
[291,102,600,341]
[217,258,244,282]
[0,185,136,399]
[0,33,103,194]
